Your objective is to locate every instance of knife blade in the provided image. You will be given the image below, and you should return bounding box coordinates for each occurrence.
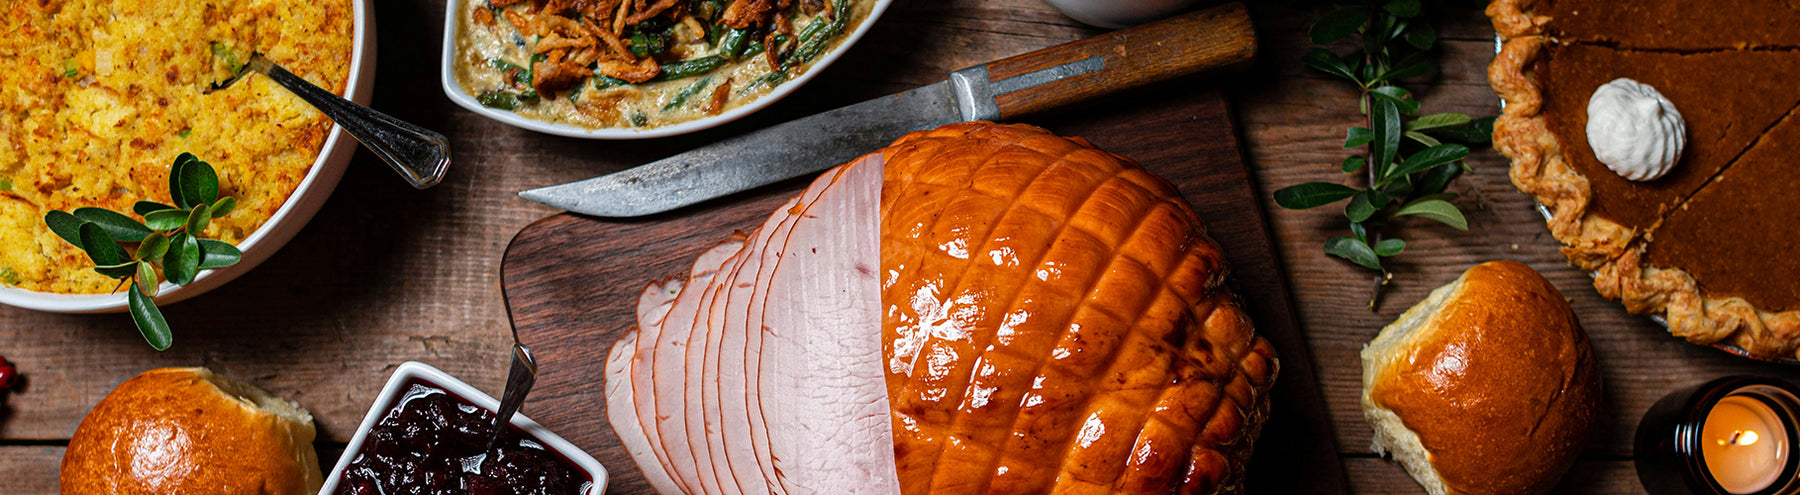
[519,82,958,217]
[521,2,1255,217]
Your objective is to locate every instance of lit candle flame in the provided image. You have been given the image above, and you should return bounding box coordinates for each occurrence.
[1717,430,1761,447]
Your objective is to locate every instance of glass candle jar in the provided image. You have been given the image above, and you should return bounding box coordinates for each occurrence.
[1637,376,1800,495]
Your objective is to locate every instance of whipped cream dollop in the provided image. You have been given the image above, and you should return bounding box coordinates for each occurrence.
[1586,78,1686,182]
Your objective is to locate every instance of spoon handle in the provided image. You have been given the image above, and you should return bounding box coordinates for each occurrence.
[251,54,451,189]
[488,342,538,450]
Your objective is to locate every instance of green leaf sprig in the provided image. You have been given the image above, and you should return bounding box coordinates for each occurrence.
[1274,0,1496,307]
[43,153,243,350]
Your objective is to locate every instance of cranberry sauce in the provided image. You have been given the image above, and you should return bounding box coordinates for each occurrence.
[336,382,590,495]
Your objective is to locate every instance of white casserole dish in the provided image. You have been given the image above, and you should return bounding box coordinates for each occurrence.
[0,0,377,314]
[440,0,893,139]
[318,361,609,495]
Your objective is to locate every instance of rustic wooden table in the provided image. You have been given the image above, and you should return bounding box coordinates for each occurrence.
[4,1,1797,493]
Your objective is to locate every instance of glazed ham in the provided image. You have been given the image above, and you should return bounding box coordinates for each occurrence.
[604,122,1278,494]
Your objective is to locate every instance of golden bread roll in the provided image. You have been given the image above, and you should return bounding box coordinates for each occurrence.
[881,122,1279,494]
[1361,260,1601,495]
[60,367,322,495]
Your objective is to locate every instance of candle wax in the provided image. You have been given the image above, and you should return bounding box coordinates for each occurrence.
[1703,395,1791,494]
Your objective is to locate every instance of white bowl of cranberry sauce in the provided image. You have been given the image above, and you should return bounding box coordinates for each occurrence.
[321,361,607,495]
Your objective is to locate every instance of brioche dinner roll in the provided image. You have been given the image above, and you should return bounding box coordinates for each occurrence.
[60,367,322,495]
[1361,260,1601,495]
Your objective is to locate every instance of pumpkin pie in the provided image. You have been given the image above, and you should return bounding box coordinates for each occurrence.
[1491,0,1800,49]
[1489,0,1800,358]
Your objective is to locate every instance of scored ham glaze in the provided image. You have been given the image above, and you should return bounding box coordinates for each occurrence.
[605,122,1278,494]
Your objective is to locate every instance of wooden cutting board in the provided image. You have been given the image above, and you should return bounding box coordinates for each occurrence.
[500,87,1349,494]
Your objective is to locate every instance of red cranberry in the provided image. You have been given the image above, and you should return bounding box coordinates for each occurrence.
[0,357,16,390]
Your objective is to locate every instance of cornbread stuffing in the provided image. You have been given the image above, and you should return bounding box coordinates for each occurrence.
[0,0,353,294]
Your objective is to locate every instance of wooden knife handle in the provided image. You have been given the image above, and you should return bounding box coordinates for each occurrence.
[955,2,1255,121]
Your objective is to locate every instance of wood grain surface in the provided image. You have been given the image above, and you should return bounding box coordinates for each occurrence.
[501,88,1343,494]
[3,1,1798,493]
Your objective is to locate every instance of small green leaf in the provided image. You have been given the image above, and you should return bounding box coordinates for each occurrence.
[1349,222,1368,243]
[185,205,211,236]
[1341,155,1366,173]
[144,209,188,231]
[72,207,153,242]
[177,157,220,208]
[1416,164,1462,195]
[1406,113,1472,132]
[196,239,242,269]
[164,233,200,286]
[1346,191,1379,223]
[1394,198,1469,230]
[1384,178,1414,199]
[1371,99,1402,177]
[44,210,86,249]
[0,177,11,191]
[209,197,236,218]
[1302,48,1359,82]
[1274,182,1359,210]
[1374,238,1406,257]
[127,284,173,351]
[77,223,128,267]
[133,201,179,217]
[1325,236,1383,271]
[1370,86,1419,115]
[1345,127,1374,148]
[169,153,198,209]
[1386,144,1470,184]
[1375,52,1436,82]
[1363,13,1388,55]
[1428,115,1496,144]
[1366,187,1393,209]
[1387,19,1409,42]
[94,262,138,279]
[1406,23,1436,50]
[136,232,170,261]
[0,266,18,285]
[135,261,158,297]
[1309,7,1369,45]
[1384,0,1421,18]
[1404,131,1442,147]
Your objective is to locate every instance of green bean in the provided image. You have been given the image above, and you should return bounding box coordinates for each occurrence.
[653,56,728,81]
[478,91,522,110]
[741,34,789,59]
[796,16,830,44]
[719,28,752,59]
[793,3,853,64]
[627,30,669,58]
[662,76,716,112]
[592,75,631,90]
[737,70,788,96]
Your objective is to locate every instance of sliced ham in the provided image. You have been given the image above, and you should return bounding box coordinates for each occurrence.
[605,122,1276,495]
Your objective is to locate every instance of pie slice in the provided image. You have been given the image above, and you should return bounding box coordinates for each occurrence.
[1605,115,1800,356]
[1492,38,1800,267]
[1490,0,1800,49]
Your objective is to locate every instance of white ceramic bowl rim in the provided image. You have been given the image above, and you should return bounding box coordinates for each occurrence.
[439,0,894,139]
[318,361,609,495]
[0,0,373,313]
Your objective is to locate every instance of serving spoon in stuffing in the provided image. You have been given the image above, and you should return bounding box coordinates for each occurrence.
[210,52,450,189]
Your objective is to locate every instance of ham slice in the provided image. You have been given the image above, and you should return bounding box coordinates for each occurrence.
[605,122,1276,495]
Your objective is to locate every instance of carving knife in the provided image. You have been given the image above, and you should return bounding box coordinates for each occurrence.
[520,2,1255,217]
